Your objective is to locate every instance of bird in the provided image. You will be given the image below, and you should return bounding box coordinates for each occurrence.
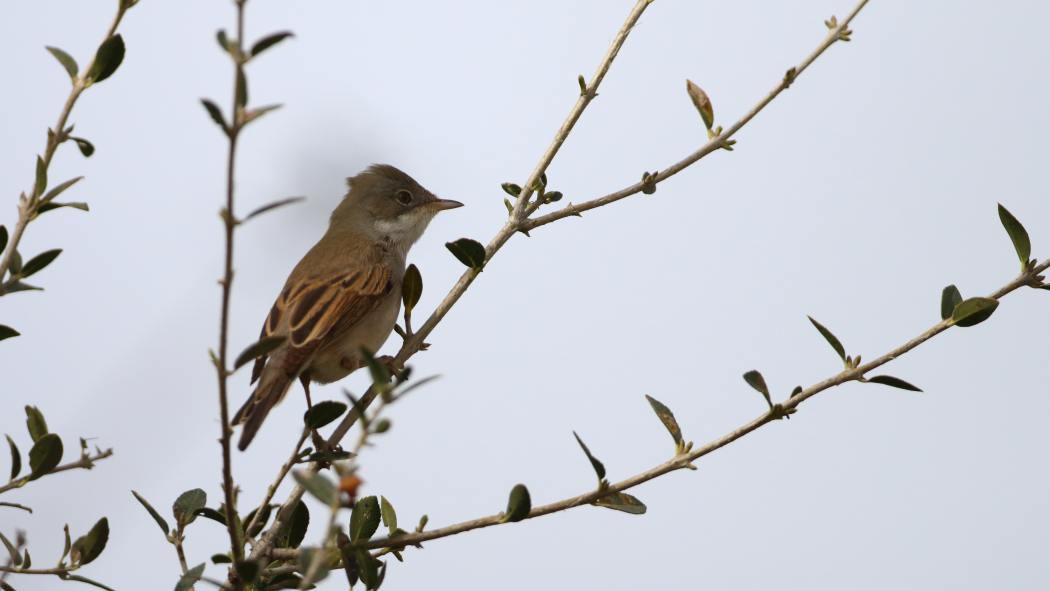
[232,164,462,450]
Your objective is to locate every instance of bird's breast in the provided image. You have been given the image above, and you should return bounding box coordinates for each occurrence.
[307,291,401,384]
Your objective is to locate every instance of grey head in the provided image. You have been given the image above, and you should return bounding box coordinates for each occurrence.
[330,164,462,249]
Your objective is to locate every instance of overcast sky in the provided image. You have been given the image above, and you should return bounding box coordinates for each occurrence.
[2,1,1048,590]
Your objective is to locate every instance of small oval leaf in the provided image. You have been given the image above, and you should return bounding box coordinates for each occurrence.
[46,46,79,81]
[5,435,20,480]
[572,431,606,482]
[593,491,647,514]
[380,496,397,532]
[504,484,531,523]
[686,79,714,130]
[807,315,846,362]
[70,137,95,157]
[349,496,381,542]
[200,99,228,133]
[26,405,51,444]
[0,326,15,342]
[292,470,337,506]
[866,375,922,392]
[402,264,422,312]
[998,203,1031,269]
[20,249,62,279]
[742,370,772,408]
[175,563,205,591]
[644,395,682,446]
[940,284,963,320]
[131,490,170,536]
[28,434,62,479]
[250,31,294,57]
[951,297,999,327]
[303,401,347,429]
[173,489,207,528]
[445,238,486,269]
[242,196,303,221]
[70,517,109,565]
[86,35,125,83]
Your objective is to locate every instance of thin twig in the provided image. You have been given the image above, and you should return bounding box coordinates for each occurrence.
[0,4,129,287]
[513,0,655,220]
[0,448,113,495]
[337,260,1050,550]
[214,0,248,567]
[524,0,870,230]
[244,428,309,541]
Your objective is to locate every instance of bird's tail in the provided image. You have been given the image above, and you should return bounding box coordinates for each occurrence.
[233,369,294,451]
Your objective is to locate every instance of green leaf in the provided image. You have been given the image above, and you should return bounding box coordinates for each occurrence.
[283,501,309,548]
[445,238,486,269]
[172,489,207,528]
[41,176,84,203]
[940,284,962,320]
[0,532,20,566]
[34,155,47,197]
[234,335,286,370]
[37,201,90,214]
[193,507,227,525]
[866,375,923,392]
[380,496,397,532]
[70,136,95,157]
[401,264,422,313]
[215,29,230,53]
[242,196,303,221]
[46,46,79,81]
[200,99,228,133]
[572,431,606,481]
[501,182,521,197]
[242,503,273,537]
[807,315,846,363]
[175,563,205,591]
[28,433,62,479]
[742,370,772,408]
[250,31,294,57]
[349,495,381,542]
[70,517,109,565]
[358,347,391,387]
[292,470,338,505]
[503,484,531,523]
[303,401,347,429]
[131,490,170,536]
[242,103,283,126]
[544,190,563,202]
[593,491,647,514]
[20,249,61,279]
[357,549,383,589]
[951,297,999,327]
[3,281,41,294]
[211,553,232,564]
[5,435,20,480]
[9,250,21,275]
[998,203,1031,269]
[0,225,7,253]
[0,326,18,342]
[644,395,682,446]
[685,79,715,130]
[86,35,125,83]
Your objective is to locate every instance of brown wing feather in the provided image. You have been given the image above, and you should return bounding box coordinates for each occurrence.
[234,264,392,450]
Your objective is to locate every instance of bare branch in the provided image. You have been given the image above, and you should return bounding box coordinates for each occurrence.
[0,448,113,495]
[525,0,871,230]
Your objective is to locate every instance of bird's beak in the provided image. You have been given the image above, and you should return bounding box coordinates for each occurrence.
[427,198,464,211]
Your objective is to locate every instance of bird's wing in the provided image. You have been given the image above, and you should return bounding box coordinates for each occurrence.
[250,263,394,384]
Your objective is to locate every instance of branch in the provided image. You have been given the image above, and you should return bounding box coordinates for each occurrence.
[524,0,870,230]
[0,2,131,289]
[250,0,869,561]
[0,448,113,495]
[212,0,248,567]
[334,260,1050,550]
[243,428,309,541]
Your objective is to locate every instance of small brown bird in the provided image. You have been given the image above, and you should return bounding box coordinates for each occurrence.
[233,165,462,450]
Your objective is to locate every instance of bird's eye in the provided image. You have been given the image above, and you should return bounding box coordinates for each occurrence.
[395,189,413,205]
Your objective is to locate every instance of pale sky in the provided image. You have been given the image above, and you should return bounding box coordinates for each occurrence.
[2,1,1048,590]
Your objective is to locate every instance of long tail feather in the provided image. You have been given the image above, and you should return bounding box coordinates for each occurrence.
[235,372,294,451]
